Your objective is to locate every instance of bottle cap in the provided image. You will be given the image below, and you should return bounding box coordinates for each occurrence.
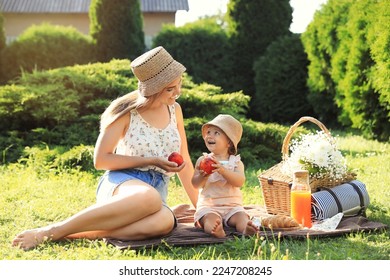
[293,170,309,177]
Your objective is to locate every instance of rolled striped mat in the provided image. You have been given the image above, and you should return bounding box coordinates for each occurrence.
[311,180,370,221]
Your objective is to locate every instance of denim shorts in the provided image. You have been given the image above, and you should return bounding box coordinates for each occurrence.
[96,169,170,205]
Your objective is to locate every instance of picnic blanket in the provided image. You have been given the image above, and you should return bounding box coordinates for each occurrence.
[106,204,388,250]
[312,180,370,220]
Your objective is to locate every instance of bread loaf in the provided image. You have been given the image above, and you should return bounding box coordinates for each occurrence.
[261,215,300,228]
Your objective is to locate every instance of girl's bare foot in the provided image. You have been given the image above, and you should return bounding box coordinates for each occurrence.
[243,220,259,236]
[211,219,226,238]
[12,227,54,250]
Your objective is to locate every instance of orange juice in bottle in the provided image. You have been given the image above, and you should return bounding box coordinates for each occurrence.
[291,170,312,228]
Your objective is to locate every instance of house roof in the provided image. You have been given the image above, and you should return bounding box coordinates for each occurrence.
[0,0,189,13]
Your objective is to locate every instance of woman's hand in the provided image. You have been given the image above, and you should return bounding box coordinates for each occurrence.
[154,157,186,173]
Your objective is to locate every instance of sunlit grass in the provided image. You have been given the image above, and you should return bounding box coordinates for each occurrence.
[1,134,389,260]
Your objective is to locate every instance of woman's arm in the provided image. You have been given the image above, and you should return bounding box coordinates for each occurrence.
[175,103,199,207]
[94,113,179,172]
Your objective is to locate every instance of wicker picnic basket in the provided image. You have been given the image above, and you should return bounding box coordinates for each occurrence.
[258,116,356,216]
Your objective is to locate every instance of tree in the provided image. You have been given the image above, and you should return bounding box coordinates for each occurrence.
[225,0,292,100]
[0,12,5,51]
[89,0,145,62]
[302,0,389,140]
[301,0,352,127]
[153,18,232,89]
[252,34,313,123]
[0,12,6,83]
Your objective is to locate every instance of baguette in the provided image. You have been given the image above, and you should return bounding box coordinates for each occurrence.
[261,215,300,229]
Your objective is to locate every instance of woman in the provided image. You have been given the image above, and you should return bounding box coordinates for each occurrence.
[12,46,198,250]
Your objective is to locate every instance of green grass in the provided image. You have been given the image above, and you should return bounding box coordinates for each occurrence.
[0,133,389,260]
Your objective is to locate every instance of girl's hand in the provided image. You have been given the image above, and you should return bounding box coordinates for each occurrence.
[207,154,227,175]
[198,168,211,177]
[211,161,227,175]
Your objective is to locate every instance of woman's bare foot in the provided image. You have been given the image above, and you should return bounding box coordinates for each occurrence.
[210,219,226,238]
[12,227,54,250]
[242,220,259,236]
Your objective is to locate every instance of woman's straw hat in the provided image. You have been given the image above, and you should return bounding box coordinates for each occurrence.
[202,114,243,155]
[130,46,186,97]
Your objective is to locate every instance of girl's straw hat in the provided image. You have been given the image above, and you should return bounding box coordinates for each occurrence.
[202,114,243,155]
[130,46,186,97]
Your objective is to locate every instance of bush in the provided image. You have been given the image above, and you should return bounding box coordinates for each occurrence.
[0,23,96,82]
[180,78,250,119]
[0,59,287,168]
[0,59,135,131]
[185,117,289,167]
[302,0,390,140]
[0,60,136,162]
[334,0,390,140]
[0,131,25,164]
[18,144,95,174]
[252,34,313,123]
[153,19,232,91]
[55,145,95,172]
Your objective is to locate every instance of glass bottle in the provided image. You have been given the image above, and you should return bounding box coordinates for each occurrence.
[290,170,312,228]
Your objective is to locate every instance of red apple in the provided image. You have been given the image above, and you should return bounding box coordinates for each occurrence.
[199,157,216,175]
[168,152,184,166]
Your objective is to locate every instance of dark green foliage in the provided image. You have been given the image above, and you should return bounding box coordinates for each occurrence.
[18,144,95,173]
[252,34,313,123]
[0,60,135,163]
[0,130,25,164]
[153,19,232,90]
[89,0,145,62]
[239,120,290,167]
[18,145,61,174]
[0,60,135,132]
[55,145,95,172]
[0,12,6,82]
[184,117,289,167]
[302,0,390,140]
[0,12,5,51]
[226,0,293,97]
[179,78,250,119]
[0,60,249,136]
[0,23,96,83]
[0,59,285,167]
[335,0,390,140]
[367,1,390,113]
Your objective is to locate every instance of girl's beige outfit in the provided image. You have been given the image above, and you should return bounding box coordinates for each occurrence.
[194,155,247,227]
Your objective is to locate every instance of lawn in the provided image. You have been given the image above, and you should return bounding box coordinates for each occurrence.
[0,133,389,260]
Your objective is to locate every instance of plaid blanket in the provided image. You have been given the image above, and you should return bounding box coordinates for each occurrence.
[106,204,388,250]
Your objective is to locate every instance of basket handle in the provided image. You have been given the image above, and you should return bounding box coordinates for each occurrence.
[282,116,331,161]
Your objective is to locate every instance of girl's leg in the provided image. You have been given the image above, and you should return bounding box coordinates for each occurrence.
[227,212,258,236]
[199,213,226,238]
[12,181,168,250]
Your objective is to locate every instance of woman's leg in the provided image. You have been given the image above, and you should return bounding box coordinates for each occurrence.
[12,180,170,250]
[68,205,175,240]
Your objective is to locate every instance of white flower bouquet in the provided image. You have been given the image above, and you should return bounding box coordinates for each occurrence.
[259,116,356,216]
[281,130,348,180]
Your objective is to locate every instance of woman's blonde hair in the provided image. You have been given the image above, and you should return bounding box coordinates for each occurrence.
[99,90,159,131]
